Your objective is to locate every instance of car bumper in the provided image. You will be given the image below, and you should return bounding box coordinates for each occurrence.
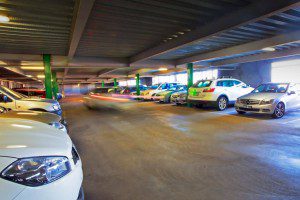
[50,109,62,116]
[235,103,275,114]
[187,99,216,105]
[153,96,164,101]
[1,160,83,200]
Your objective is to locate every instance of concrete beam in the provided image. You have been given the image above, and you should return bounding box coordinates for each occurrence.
[68,0,95,58]
[211,47,300,66]
[177,30,300,65]
[129,0,300,63]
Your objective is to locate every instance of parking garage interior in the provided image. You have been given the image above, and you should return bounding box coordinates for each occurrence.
[0,1,300,200]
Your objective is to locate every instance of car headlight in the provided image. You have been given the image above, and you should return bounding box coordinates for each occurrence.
[260,99,274,105]
[49,122,66,131]
[52,104,60,111]
[0,156,71,187]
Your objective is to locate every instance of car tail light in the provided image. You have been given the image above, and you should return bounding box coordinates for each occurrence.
[203,88,215,92]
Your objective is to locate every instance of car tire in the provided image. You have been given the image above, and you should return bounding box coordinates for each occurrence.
[237,111,246,114]
[216,96,228,111]
[0,106,7,113]
[272,102,285,119]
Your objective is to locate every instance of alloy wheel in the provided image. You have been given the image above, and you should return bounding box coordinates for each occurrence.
[274,102,285,118]
[218,97,227,111]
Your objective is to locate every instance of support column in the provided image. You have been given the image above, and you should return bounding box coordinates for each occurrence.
[136,74,140,96]
[102,80,105,88]
[52,71,59,100]
[43,54,53,99]
[113,78,117,87]
[187,63,193,107]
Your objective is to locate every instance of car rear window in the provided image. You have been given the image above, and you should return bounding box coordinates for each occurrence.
[193,80,212,88]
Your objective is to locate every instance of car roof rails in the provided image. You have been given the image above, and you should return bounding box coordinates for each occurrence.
[219,76,233,79]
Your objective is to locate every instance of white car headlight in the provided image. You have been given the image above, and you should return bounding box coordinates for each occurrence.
[52,104,60,111]
[0,156,71,187]
[49,122,66,131]
[260,99,274,105]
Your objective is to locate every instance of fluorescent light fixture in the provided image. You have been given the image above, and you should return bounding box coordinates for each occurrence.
[21,66,44,70]
[37,75,45,78]
[0,15,9,22]
[26,75,33,77]
[158,67,168,71]
[262,47,276,52]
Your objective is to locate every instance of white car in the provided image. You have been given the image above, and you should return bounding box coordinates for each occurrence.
[140,83,180,100]
[0,86,62,116]
[235,83,300,118]
[0,107,67,133]
[188,78,254,110]
[0,118,83,200]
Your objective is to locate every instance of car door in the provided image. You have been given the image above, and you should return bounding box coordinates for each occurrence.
[0,92,16,110]
[286,84,300,109]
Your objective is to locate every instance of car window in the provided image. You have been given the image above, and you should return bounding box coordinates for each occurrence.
[0,92,13,102]
[233,80,242,85]
[217,80,234,87]
[193,80,212,88]
[0,86,22,99]
[253,83,288,93]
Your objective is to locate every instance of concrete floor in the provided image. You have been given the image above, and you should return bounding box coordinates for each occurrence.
[62,97,300,200]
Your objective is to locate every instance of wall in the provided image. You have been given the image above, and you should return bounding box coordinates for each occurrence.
[62,84,96,96]
[219,60,272,88]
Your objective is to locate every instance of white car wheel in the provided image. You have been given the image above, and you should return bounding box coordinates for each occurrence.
[217,96,228,111]
[272,102,285,119]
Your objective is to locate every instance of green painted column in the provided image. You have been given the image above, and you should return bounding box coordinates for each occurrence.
[136,74,140,96]
[114,78,117,87]
[52,71,59,100]
[43,54,53,99]
[102,80,105,88]
[187,63,193,107]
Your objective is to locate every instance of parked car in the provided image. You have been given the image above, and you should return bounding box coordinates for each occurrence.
[235,83,300,118]
[153,85,187,103]
[0,118,84,200]
[0,86,62,116]
[188,78,254,111]
[108,86,124,94]
[121,85,148,95]
[0,107,67,132]
[141,83,180,100]
[171,90,188,105]
[13,88,46,98]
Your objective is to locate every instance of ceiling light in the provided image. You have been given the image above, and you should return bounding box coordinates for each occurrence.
[262,47,276,52]
[0,15,9,23]
[172,35,178,38]
[178,32,185,35]
[37,75,45,78]
[158,67,168,71]
[21,66,44,70]
[168,37,173,40]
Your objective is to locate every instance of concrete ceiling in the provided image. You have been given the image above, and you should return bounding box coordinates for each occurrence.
[0,0,299,85]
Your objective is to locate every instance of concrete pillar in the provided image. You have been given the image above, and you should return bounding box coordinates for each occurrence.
[136,74,140,95]
[52,71,59,100]
[187,63,193,107]
[43,54,53,99]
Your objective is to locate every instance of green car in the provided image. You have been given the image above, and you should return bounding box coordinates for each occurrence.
[153,85,187,103]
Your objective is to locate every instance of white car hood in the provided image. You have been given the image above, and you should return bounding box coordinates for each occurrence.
[20,98,58,104]
[0,118,72,158]
[240,92,285,100]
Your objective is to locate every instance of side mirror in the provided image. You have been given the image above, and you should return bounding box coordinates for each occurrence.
[289,91,296,95]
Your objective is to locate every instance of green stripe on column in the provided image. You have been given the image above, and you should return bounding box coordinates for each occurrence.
[187,63,193,107]
[43,54,53,99]
[136,74,140,96]
[52,71,59,100]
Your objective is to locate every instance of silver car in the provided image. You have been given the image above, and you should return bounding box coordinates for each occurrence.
[235,83,300,118]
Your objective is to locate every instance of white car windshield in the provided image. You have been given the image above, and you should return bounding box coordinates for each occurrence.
[0,86,24,100]
[252,83,288,93]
